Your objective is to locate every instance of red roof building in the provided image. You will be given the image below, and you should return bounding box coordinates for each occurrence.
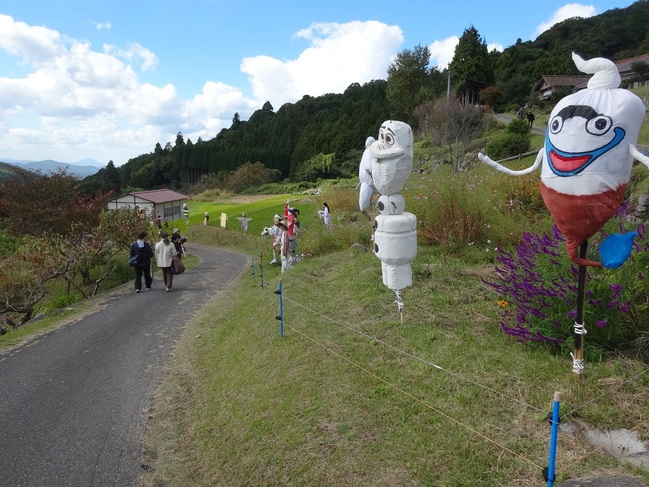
[106,189,188,224]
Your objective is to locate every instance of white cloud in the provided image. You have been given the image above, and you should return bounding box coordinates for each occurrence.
[241,20,403,106]
[103,42,158,71]
[429,36,458,70]
[487,42,504,54]
[0,14,63,65]
[90,21,112,31]
[533,3,597,39]
[0,16,406,165]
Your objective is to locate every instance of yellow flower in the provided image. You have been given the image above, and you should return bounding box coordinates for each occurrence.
[497,300,509,307]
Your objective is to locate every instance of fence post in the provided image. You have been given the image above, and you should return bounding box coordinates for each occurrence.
[544,391,561,486]
[251,256,256,281]
[274,279,283,337]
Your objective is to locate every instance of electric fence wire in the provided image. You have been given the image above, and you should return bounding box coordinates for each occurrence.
[282,318,545,471]
[283,294,547,415]
[281,291,649,476]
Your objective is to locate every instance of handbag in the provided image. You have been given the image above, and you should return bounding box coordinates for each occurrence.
[172,256,185,274]
[128,255,139,267]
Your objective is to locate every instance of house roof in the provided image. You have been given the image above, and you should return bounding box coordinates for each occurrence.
[615,53,649,74]
[123,189,188,204]
[539,75,591,88]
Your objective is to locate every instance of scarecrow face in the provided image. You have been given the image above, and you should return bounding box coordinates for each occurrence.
[370,120,413,195]
[541,84,646,196]
[546,103,625,177]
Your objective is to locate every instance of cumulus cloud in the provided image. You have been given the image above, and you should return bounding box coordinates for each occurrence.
[532,3,597,39]
[241,20,403,106]
[0,16,406,164]
[429,36,458,70]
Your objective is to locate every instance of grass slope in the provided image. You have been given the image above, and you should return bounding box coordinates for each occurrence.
[140,225,649,487]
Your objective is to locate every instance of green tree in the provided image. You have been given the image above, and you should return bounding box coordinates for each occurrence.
[0,170,110,238]
[386,44,433,122]
[449,26,495,105]
[102,160,121,193]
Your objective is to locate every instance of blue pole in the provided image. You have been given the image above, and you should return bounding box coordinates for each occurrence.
[546,391,561,486]
[275,279,284,337]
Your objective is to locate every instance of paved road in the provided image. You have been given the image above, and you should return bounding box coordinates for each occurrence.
[0,245,248,487]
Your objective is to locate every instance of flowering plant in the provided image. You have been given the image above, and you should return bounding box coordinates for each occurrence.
[484,208,649,353]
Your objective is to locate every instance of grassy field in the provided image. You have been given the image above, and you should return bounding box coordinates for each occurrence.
[138,189,649,486]
[3,111,649,485]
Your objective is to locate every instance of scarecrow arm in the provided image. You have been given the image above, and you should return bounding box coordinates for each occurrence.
[629,144,649,169]
[478,149,543,176]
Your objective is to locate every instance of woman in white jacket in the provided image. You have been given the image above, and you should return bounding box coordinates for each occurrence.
[155,231,177,292]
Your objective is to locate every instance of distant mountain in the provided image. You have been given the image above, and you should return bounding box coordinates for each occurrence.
[0,159,102,178]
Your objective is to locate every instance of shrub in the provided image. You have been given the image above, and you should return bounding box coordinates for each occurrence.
[483,211,649,359]
[505,118,530,135]
[484,132,531,160]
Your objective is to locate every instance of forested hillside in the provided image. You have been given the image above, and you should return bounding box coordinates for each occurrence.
[81,0,649,194]
[0,161,40,186]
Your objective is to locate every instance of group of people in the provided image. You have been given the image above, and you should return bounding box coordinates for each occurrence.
[516,106,536,128]
[129,228,187,293]
[261,203,302,273]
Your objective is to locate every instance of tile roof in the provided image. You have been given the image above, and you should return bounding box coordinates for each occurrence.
[615,53,649,74]
[540,75,591,87]
[129,189,188,204]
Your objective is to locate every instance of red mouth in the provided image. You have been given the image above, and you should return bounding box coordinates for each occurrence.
[549,150,591,173]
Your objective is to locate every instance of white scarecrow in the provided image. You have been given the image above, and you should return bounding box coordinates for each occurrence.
[479,52,649,376]
[369,120,417,318]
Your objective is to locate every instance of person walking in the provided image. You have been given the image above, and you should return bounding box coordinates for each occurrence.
[130,231,154,292]
[171,228,187,259]
[526,111,535,129]
[155,231,176,292]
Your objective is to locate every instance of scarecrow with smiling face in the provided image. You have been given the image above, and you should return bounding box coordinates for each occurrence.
[480,52,649,268]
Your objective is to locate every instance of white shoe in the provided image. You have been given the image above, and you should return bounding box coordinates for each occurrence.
[269,259,277,264]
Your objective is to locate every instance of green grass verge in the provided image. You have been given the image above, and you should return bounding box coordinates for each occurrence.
[140,238,649,486]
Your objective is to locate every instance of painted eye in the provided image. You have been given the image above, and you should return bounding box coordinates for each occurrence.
[379,130,385,143]
[586,115,612,136]
[384,133,395,145]
[549,116,563,134]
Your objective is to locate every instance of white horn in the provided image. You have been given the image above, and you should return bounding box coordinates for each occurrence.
[572,52,620,89]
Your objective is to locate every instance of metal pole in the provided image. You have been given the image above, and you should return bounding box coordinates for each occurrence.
[260,263,264,289]
[545,391,561,486]
[572,241,588,378]
[274,279,284,337]
[251,256,256,281]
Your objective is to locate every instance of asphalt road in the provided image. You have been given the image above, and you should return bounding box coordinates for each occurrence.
[0,245,248,487]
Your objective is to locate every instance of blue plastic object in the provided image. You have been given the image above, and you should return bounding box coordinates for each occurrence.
[599,232,638,269]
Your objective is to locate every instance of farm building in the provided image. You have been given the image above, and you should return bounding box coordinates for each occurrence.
[106,189,188,223]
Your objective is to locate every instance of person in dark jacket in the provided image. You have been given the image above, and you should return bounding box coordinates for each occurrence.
[171,228,187,259]
[130,231,154,292]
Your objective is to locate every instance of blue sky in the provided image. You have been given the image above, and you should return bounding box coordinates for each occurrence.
[0,0,636,166]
